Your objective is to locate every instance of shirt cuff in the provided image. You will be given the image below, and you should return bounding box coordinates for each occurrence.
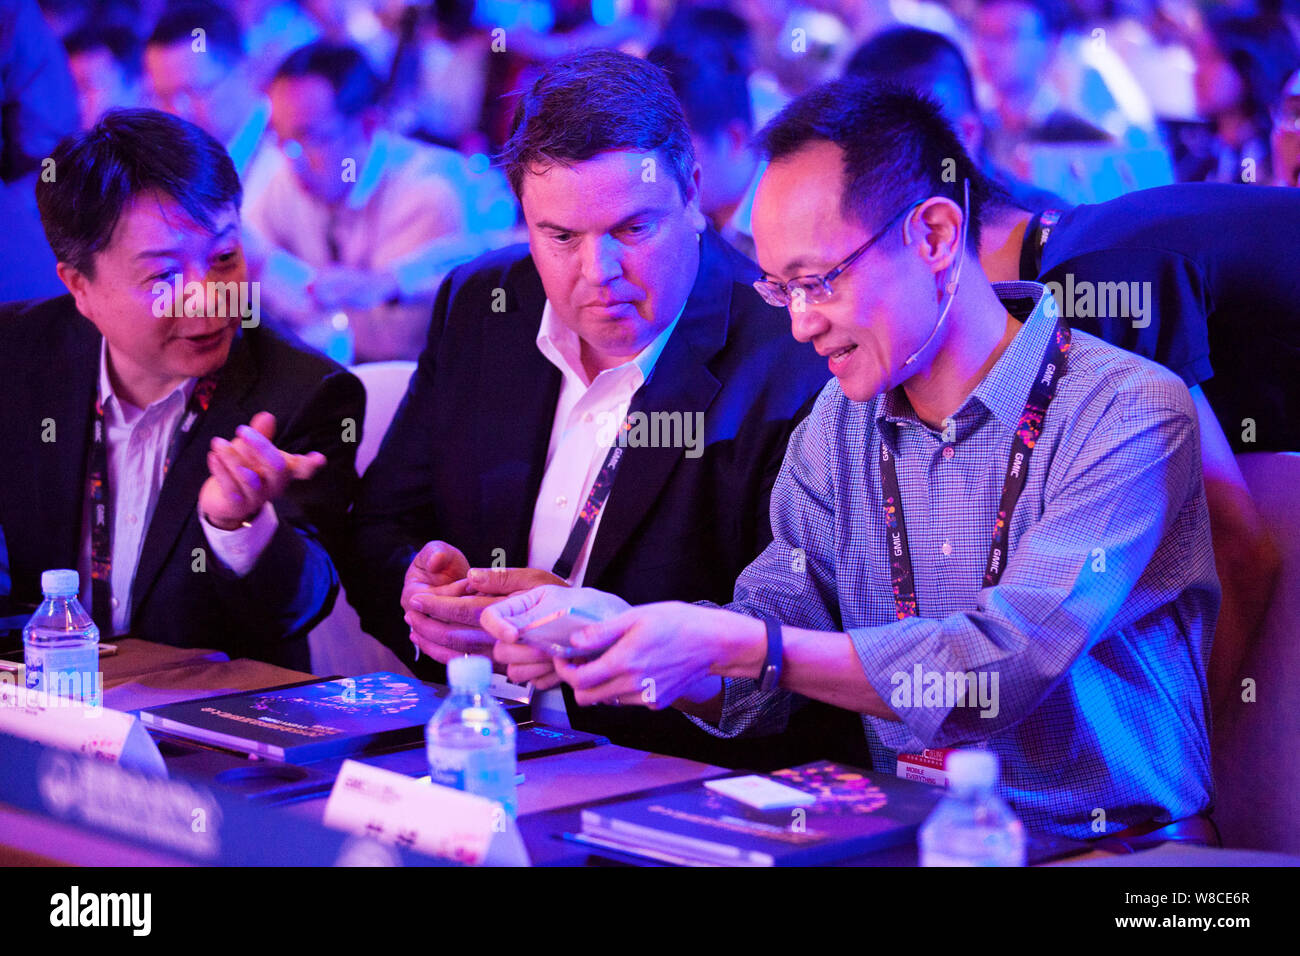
[847,618,953,749]
[200,502,279,577]
[684,676,790,739]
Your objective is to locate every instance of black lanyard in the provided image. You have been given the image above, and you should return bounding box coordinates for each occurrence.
[551,410,644,582]
[1020,208,1062,280]
[879,317,1070,619]
[88,375,219,632]
[549,360,668,582]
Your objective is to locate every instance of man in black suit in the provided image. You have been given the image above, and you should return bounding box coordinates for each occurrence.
[346,50,843,767]
[0,108,363,670]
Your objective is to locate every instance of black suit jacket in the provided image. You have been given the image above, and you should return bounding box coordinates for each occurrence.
[0,295,365,670]
[348,229,864,768]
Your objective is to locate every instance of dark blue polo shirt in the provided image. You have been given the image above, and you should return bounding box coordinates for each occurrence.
[1032,183,1300,452]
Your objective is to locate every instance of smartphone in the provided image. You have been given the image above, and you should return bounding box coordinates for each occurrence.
[517,606,604,659]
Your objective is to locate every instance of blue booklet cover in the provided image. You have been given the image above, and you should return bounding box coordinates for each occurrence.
[139,673,466,763]
[579,762,944,866]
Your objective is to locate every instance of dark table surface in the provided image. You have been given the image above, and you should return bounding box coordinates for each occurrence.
[12,639,1280,867]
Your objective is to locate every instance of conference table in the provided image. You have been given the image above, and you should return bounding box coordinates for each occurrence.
[0,639,742,867]
[2,639,1282,867]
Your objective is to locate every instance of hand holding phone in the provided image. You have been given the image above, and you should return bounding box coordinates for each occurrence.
[517,606,604,660]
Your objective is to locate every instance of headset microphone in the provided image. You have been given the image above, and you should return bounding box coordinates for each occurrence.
[902,177,970,368]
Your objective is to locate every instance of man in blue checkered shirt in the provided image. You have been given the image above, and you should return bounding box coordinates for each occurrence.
[485,82,1219,842]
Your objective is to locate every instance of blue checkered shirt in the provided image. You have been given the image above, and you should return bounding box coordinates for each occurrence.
[692,281,1219,840]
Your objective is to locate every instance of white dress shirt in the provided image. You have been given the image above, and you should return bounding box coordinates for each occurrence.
[77,341,277,635]
[526,301,681,724]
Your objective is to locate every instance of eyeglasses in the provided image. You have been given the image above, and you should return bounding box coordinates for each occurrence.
[752,202,919,309]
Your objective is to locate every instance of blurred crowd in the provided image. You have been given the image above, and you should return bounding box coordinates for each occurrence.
[8,0,1300,360]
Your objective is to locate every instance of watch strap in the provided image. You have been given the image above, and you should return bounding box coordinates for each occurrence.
[759,617,783,692]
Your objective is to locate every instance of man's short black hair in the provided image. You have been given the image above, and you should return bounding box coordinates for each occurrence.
[147,0,243,63]
[272,41,383,117]
[757,79,992,248]
[36,108,242,278]
[64,24,144,80]
[498,48,695,201]
[846,27,978,119]
[648,41,752,140]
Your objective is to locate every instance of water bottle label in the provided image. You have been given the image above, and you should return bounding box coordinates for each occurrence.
[426,745,517,818]
[23,644,102,708]
[427,747,469,791]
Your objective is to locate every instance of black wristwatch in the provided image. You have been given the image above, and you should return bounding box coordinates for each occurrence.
[759,617,783,691]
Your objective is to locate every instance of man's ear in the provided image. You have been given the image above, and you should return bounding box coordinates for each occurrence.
[56,261,96,320]
[910,198,963,278]
[683,162,708,233]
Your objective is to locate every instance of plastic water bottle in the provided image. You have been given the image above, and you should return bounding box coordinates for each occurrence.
[426,655,517,818]
[23,569,101,708]
[919,749,1026,866]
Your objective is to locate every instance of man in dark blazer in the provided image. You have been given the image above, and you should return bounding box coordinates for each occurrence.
[346,50,852,768]
[0,108,363,671]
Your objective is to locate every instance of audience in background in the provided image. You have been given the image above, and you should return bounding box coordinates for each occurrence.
[231,0,322,85]
[382,0,494,155]
[846,26,1068,213]
[35,0,138,38]
[649,37,761,259]
[972,0,1115,172]
[27,0,1300,343]
[144,1,282,202]
[246,40,487,363]
[1088,0,1199,125]
[64,25,144,128]
[1186,11,1300,184]
[1272,66,1300,186]
[1,0,78,302]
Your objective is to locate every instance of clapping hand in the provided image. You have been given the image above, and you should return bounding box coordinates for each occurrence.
[199,411,325,529]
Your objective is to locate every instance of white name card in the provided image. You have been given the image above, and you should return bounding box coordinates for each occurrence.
[323,760,528,866]
[0,679,166,776]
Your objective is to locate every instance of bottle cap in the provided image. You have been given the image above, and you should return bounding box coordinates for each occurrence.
[946,749,998,790]
[40,569,80,597]
[448,654,492,690]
